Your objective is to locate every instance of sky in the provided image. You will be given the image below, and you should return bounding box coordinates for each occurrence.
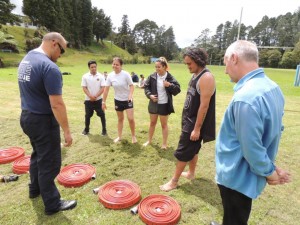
[11,0,300,48]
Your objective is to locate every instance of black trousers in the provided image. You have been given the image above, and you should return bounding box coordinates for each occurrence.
[218,184,252,225]
[84,99,106,132]
[20,111,61,212]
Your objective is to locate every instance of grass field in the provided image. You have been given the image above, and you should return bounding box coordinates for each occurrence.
[0,63,299,225]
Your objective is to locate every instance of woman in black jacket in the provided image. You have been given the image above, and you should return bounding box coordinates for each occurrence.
[143,57,181,149]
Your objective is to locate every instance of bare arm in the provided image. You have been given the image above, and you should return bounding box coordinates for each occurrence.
[128,84,134,101]
[102,86,110,110]
[82,86,97,101]
[191,73,215,141]
[95,86,105,99]
[49,95,72,147]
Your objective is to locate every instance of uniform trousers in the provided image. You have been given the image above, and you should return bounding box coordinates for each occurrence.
[20,110,61,212]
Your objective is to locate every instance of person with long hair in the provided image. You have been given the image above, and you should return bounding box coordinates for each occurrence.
[160,48,216,191]
[102,57,137,143]
[143,57,181,149]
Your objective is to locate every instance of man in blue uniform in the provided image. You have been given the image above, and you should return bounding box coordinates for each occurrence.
[18,32,77,215]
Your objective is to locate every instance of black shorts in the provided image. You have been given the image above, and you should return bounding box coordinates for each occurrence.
[114,99,133,111]
[174,132,203,162]
[149,103,169,116]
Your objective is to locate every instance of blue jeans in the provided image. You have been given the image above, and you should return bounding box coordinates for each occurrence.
[20,110,61,212]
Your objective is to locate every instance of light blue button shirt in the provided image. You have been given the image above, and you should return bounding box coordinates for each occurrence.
[215,68,284,199]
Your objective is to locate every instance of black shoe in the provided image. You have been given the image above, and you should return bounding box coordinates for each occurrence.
[29,192,40,199]
[45,200,77,215]
[210,221,221,225]
[82,130,89,135]
[2,174,19,183]
[101,130,107,136]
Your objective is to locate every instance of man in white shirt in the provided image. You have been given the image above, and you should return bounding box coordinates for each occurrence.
[81,60,107,135]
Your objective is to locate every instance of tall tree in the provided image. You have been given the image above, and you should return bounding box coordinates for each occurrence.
[92,7,112,44]
[133,19,158,56]
[115,15,136,54]
[194,28,211,49]
[115,15,130,49]
[276,13,294,47]
[0,0,21,25]
[81,0,93,46]
[213,24,224,50]
[155,26,178,60]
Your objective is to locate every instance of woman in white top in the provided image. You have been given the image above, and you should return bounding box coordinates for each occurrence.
[102,57,137,143]
[143,57,181,149]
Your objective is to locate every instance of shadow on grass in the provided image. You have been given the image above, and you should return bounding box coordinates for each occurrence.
[118,139,143,157]
[180,177,223,213]
[157,146,177,162]
[31,198,72,224]
[87,134,113,146]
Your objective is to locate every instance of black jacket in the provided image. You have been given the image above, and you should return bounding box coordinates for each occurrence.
[144,72,181,114]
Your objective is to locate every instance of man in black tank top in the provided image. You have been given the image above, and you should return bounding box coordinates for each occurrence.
[160,48,216,192]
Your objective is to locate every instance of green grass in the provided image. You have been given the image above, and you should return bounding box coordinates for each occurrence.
[0,64,299,225]
[0,25,149,67]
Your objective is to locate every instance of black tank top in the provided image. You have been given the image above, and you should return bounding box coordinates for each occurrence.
[181,68,215,143]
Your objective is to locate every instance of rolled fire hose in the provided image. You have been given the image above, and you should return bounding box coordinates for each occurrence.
[0,147,25,164]
[138,194,181,225]
[12,155,30,174]
[57,163,96,187]
[98,180,141,209]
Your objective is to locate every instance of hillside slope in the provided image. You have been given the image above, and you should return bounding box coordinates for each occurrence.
[0,25,141,67]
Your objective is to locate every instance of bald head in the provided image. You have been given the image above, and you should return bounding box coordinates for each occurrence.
[43,32,67,49]
[225,40,259,63]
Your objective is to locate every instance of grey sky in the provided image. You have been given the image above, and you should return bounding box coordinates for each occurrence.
[11,0,300,48]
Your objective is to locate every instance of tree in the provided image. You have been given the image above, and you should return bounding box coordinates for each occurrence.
[213,24,224,50]
[23,0,93,48]
[267,49,282,68]
[114,15,136,54]
[115,15,130,49]
[133,19,158,56]
[280,50,297,68]
[81,0,93,46]
[155,26,178,60]
[259,49,269,67]
[292,41,300,65]
[92,7,112,44]
[0,0,21,25]
[276,13,295,47]
[194,28,211,49]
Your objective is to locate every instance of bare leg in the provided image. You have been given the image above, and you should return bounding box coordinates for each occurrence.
[159,115,168,149]
[143,114,158,146]
[126,108,137,143]
[160,160,187,192]
[181,154,198,180]
[115,111,124,143]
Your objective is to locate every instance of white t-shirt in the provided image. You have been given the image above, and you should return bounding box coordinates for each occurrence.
[157,73,168,104]
[106,70,133,101]
[81,72,106,101]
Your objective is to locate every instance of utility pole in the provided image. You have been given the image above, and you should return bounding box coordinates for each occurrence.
[237,7,243,40]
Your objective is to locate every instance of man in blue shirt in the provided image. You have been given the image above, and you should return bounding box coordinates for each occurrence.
[18,32,77,215]
[211,40,291,225]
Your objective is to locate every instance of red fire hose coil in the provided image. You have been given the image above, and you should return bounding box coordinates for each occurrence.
[98,180,141,209]
[57,163,96,188]
[0,147,25,164]
[12,155,31,174]
[138,194,181,225]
